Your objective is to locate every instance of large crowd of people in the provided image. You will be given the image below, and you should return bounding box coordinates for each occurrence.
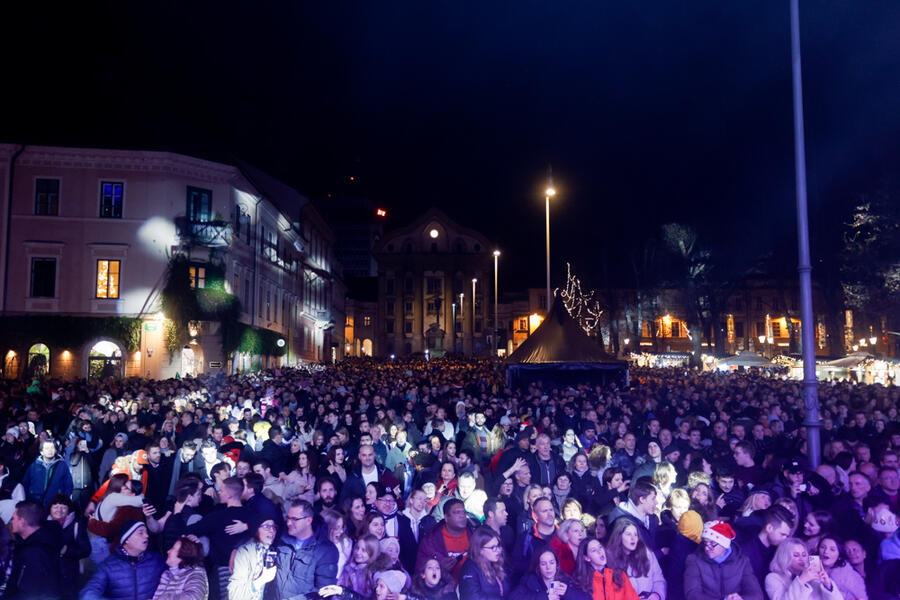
[0,357,898,600]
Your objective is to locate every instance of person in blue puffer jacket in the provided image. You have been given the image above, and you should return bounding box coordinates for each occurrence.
[21,439,74,506]
[80,520,165,600]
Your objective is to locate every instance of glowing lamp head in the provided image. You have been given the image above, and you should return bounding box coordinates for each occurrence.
[276,338,286,348]
[545,187,556,197]
[493,250,501,257]
[758,335,766,344]
[472,278,477,284]
[429,228,439,238]
[870,336,878,345]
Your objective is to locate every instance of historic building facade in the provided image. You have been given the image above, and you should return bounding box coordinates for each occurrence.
[0,144,341,380]
[374,208,494,357]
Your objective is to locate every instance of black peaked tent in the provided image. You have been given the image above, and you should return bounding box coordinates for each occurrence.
[506,291,628,388]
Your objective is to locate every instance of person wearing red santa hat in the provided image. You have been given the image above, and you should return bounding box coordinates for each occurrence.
[684,520,763,600]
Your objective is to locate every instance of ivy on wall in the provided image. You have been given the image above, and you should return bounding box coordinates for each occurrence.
[0,316,142,353]
[160,256,283,359]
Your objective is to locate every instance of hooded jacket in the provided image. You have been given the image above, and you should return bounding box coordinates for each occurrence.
[79,545,166,600]
[6,523,62,600]
[21,455,73,506]
[684,543,763,600]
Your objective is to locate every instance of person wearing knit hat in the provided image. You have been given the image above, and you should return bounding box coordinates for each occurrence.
[81,518,165,600]
[678,510,704,544]
[684,519,764,600]
[702,520,736,551]
[374,570,407,595]
[119,518,147,550]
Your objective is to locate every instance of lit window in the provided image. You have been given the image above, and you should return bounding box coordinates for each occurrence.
[363,316,372,327]
[189,266,206,289]
[96,260,121,299]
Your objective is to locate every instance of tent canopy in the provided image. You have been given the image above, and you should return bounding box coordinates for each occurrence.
[507,291,622,364]
[506,291,627,388]
[716,351,771,368]
[824,351,873,369]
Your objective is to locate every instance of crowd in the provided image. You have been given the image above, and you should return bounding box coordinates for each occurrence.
[0,357,898,600]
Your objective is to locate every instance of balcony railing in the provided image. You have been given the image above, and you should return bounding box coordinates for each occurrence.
[176,218,233,248]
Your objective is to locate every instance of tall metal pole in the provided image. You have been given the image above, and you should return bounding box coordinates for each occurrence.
[545,166,555,313]
[493,251,500,360]
[451,302,456,353]
[472,279,477,354]
[790,0,821,467]
[545,193,551,312]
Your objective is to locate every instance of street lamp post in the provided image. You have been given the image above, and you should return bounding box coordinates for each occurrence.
[471,278,477,354]
[451,302,456,353]
[458,292,464,354]
[544,178,556,313]
[790,0,822,468]
[493,250,500,359]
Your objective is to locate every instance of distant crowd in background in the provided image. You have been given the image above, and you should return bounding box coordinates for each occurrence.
[0,357,899,600]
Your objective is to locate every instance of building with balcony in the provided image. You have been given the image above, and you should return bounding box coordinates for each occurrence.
[0,144,341,380]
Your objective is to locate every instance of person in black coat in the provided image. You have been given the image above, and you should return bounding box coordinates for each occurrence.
[48,495,91,600]
[459,526,513,600]
[7,500,62,600]
[512,546,590,600]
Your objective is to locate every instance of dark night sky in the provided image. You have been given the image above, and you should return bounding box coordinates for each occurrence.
[5,2,900,291]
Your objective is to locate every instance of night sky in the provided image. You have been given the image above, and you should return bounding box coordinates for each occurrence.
[6,2,900,292]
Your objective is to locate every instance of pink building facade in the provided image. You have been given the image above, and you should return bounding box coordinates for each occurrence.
[0,144,341,380]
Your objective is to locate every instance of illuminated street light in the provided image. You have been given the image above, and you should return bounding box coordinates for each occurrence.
[544,170,556,312]
[493,251,500,360]
[429,228,439,238]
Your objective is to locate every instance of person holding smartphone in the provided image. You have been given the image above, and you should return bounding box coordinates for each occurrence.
[228,518,279,600]
[765,538,841,600]
[512,547,587,600]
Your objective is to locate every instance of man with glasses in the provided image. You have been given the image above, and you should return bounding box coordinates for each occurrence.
[685,520,762,600]
[265,499,338,600]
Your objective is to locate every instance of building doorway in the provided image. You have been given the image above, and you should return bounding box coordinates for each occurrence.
[88,340,123,380]
[26,343,50,378]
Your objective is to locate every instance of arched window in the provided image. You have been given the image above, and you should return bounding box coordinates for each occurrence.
[27,343,50,378]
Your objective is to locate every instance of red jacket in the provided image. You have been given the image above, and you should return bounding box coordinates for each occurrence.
[549,535,576,575]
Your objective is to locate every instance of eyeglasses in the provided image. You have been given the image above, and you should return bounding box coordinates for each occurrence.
[259,523,276,530]
[286,515,312,522]
[483,543,501,551]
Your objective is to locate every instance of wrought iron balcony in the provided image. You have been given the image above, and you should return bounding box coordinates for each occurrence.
[176,217,233,248]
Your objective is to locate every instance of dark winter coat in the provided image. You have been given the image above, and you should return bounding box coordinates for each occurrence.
[56,514,91,599]
[684,543,763,600]
[458,558,513,600]
[6,524,62,600]
[78,546,165,600]
[339,463,400,502]
[21,456,74,506]
[512,572,591,600]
